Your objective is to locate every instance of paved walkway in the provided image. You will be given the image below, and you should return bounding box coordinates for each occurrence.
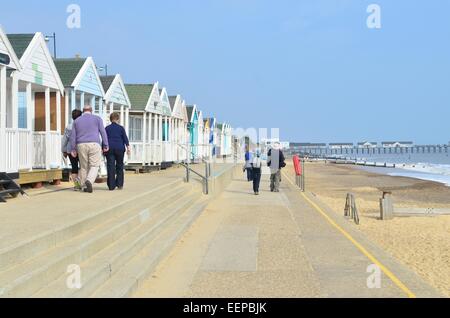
[134,170,441,298]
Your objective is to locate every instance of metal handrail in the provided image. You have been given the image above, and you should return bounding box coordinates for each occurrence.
[175,143,211,195]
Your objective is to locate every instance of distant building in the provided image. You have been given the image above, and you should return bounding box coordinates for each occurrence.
[289,143,327,150]
[329,143,354,149]
[357,142,378,148]
[381,141,414,148]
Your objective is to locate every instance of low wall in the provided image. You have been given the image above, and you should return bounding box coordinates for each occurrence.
[208,164,240,198]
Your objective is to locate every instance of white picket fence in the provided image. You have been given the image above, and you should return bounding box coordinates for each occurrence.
[33,131,62,169]
[128,141,164,165]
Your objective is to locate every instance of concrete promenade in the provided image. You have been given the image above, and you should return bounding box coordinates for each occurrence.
[134,170,441,298]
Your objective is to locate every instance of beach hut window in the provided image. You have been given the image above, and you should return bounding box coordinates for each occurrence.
[129,116,143,142]
[18,92,27,129]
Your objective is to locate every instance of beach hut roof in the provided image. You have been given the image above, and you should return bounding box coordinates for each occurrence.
[186,105,198,122]
[100,75,115,92]
[6,34,34,59]
[168,96,178,112]
[0,26,21,70]
[102,74,131,107]
[125,84,154,111]
[7,33,65,93]
[53,58,87,87]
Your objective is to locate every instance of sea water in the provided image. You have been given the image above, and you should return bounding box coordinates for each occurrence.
[348,152,450,186]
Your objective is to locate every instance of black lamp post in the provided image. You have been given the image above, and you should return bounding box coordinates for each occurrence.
[45,33,57,58]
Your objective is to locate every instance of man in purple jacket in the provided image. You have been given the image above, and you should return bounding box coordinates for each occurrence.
[70,105,109,193]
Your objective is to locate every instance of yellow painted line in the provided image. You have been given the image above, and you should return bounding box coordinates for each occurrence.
[282,171,416,298]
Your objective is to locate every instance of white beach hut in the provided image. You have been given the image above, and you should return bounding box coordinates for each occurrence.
[100,74,131,133]
[4,32,66,184]
[125,83,173,169]
[0,26,22,178]
[169,94,189,163]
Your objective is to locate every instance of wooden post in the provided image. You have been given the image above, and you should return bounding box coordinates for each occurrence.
[380,191,394,220]
[159,115,163,164]
[0,66,6,172]
[125,107,129,140]
[64,88,69,128]
[80,91,85,110]
[11,73,19,130]
[44,87,51,170]
[56,91,61,135]
[26,83,33,170]
[153,113,158,164]
[142,112,147,164]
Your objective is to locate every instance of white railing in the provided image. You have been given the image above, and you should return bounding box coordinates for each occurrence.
[33,131,62,169]
[49,132,62,168]
[128,141,167,165]
[162,141,172,163]
[128,142,144,164]
[18,129,32,170]
[5,129,18,173]
[33,132,46,169]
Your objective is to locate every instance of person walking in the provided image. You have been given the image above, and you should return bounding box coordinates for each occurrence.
[105,112,131,191]
[251,151,263,195]
[267,142,286,192]
[70,105,109,193]
[62,109,83,190]
[244,147,253,182]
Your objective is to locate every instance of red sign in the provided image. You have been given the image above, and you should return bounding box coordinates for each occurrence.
[293,155,302,176]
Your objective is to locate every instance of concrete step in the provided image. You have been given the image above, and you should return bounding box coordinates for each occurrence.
[0,179,181,272]
[31,188,202,298]
[92,197,209,298]
[0,183,188,298]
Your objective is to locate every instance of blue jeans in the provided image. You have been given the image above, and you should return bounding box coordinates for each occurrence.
[106,149,125,190]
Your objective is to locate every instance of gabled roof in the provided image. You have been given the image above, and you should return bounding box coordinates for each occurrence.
[169,96,178,112]
[186,105,198,122]
[54,58,86,87]
[8,32,64,93]
[100,75,115,92]
[0,26,21,70]
[125,84,154,111]
[6,34,34,59]
[102,74,131,107]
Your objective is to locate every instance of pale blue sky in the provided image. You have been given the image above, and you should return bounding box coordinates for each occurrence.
[1,0,450,144]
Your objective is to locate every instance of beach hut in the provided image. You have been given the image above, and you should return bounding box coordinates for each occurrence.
[223,123,233,158]
[185,105,200,161]
[179,99,189,161]
[206,117,217,159]
[203,118,212,160]
[4,32,66,184]
[54,56,106,126]
[100,74,131,133]
[0,26,22,177]
[196,110,205,159]
[216,123,224,158]
[156,87,173,165]
[168,94,189,163]
[215,122,233,158]
[125,83,171,169]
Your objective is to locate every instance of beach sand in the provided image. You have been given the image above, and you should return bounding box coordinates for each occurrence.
[301,162,450,297]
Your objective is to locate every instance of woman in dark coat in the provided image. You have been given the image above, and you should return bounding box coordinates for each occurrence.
[105,112,130,191]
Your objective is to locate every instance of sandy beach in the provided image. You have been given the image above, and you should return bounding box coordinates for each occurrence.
[301,162,450,297]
